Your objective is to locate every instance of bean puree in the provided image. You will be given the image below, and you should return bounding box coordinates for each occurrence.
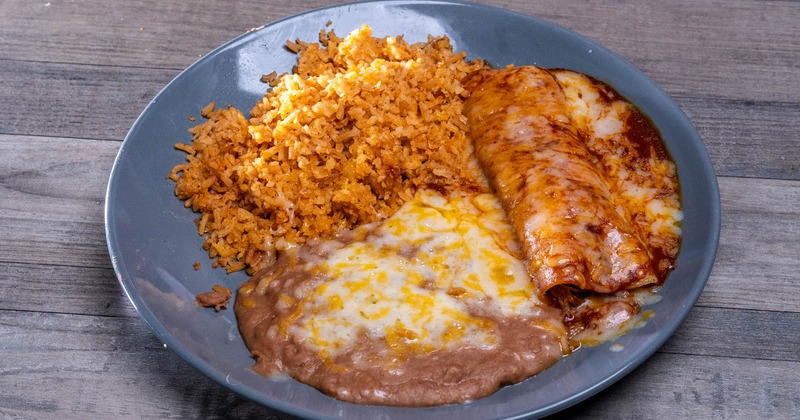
[234,211,567,407]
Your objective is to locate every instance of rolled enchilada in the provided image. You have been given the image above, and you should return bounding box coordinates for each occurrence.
[463,66,679,303]
[551,69,683,280]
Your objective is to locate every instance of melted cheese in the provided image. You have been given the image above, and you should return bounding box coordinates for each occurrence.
[288,190,545,356]
[554,70,684,245]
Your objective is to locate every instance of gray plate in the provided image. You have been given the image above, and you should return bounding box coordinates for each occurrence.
[105,1,720,418]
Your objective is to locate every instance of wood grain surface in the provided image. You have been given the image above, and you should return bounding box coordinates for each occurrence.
[1,0,798,419]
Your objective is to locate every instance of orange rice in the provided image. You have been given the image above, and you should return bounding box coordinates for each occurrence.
[168,25,488,274]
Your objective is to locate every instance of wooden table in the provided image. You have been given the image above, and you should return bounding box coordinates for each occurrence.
[2,0,798,418]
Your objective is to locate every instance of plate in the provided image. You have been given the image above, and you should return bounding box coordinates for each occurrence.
[105,1,720,418]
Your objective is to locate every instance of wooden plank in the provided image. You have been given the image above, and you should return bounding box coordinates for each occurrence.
[1,310,798,419]
[0,60,174,141]
[0,0,331,69]
[698,177,800,312]
[524,0,800,103]
[3,271,796,361]
[0,311,286,420]
[0,262,135,318]
[1,135,799,312]
[1,59,798,180]
[661,306,800,362]
[678,96,800,180]
[0,135,116,267]
[0,218,109,268]
[2,0,798,104]
[560,353,800,419]
[0,135,116,216]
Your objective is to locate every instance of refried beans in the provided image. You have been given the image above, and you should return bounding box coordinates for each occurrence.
[234,191,568,406]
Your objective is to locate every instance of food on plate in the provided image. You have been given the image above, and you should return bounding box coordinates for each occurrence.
[168,25,487,274]
[463,66,681,311]
[236,190,568,406]
[171,24,682,407]
[551,69,682,279]
[195,284,232,311]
